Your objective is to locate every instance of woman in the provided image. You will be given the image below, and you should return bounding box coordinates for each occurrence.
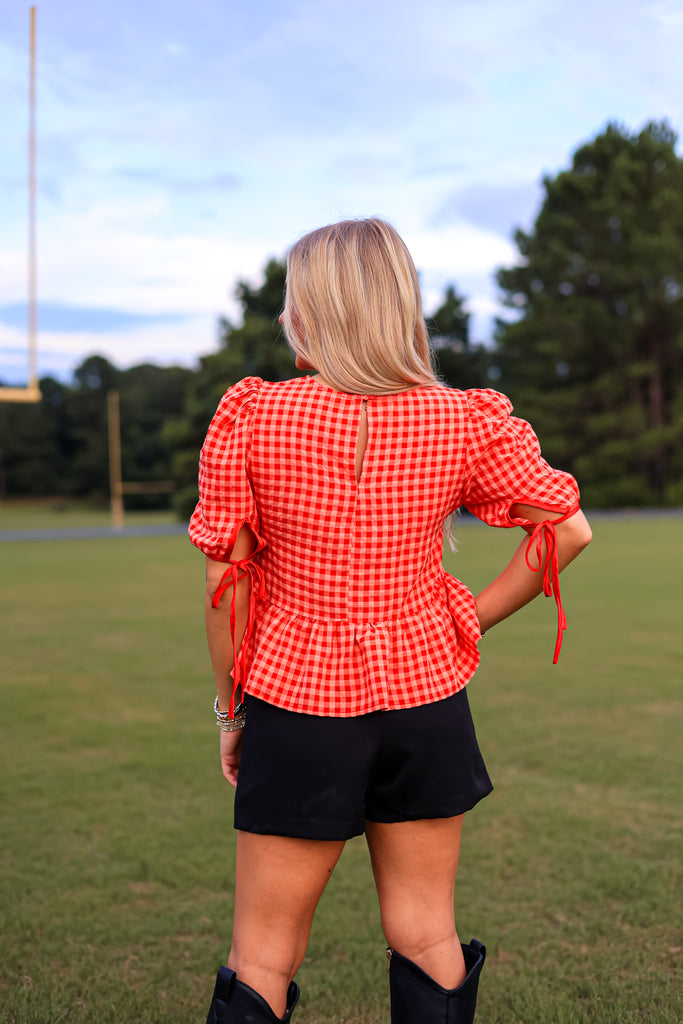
[189,218,592,1024]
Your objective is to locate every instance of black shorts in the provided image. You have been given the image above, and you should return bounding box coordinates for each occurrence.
[234,690,493,841]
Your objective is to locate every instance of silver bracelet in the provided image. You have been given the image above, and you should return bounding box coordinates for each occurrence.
[214,696,247,732]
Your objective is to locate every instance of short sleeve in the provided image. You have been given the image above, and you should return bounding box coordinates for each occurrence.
[463,389,580,527]
[188,376,265,562]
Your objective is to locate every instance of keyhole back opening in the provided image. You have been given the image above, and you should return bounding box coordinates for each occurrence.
[355,401,368,483]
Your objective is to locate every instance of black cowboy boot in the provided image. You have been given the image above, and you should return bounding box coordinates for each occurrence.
[388,938,486,1024]
[206,965,300,1023]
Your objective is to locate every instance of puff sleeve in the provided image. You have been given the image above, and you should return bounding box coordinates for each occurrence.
[188,376,265,562]
[188,377,266,714]
[463,389,581,662]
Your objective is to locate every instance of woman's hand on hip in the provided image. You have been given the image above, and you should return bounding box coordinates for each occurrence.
[220,729,244,787]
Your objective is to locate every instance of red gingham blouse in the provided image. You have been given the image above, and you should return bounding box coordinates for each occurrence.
[189,376,580,717]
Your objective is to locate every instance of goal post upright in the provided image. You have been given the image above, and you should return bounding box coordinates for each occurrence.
[107,390,125,532]
[0,6,40,404]
[28,4,38,394]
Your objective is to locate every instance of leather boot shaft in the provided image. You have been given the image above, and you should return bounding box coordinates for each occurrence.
[206,966,300,1023]
[388,938,486,1024]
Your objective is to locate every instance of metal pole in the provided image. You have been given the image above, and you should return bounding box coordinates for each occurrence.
[28,6,38,391]
[107,390,125,532]
[0,7,40,402]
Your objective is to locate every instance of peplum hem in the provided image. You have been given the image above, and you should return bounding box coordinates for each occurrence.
[441,571,482,681]
[242,573,482,718]
[190,377,585,716]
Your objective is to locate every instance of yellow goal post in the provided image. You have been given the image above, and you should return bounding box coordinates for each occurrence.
[0,7,40,405]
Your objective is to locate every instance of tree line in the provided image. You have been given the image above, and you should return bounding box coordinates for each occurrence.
[1,120,681,513]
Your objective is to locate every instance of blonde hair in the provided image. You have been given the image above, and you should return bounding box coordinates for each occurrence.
[282,218,438,394]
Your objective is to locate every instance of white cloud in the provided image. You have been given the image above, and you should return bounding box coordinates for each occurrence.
[1,0,681,381]
[643,1,683,27]
[30,202,277,317]
[0,324,33,380]
[0,314,218,383]
[408,224,516,285]
[0,242,29,303]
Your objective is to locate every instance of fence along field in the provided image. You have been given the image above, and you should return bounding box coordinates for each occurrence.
[0,517,681,1023]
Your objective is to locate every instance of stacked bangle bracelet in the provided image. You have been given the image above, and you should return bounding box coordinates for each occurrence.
[214,696,247,732]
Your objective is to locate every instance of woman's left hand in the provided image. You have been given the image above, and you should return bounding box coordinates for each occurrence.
[220,729,244,787]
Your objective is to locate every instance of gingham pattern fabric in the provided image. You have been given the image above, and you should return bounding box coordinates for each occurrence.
[189,376,580,717]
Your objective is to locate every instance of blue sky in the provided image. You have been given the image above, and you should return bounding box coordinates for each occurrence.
[1,0,682,384]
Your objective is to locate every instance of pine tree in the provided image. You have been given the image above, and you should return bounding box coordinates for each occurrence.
[168,259,303,518]
[495,121,683,507]
[428,286,490,390]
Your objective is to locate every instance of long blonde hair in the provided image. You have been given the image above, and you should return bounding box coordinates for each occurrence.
[282,218,438,394]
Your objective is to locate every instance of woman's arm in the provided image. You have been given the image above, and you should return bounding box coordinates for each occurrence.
[205,525,256,785]
[475,505,592,636]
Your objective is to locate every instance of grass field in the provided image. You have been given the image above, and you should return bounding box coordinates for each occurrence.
[0,499,175,532]
[1,516,681,1023]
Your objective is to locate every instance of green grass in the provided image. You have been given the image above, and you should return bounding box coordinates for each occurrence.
[0,518,681,1023]
[0,499,174,531]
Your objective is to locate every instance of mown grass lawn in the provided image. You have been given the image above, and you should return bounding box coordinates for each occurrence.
[0,499,174,532]
[0,516,681,1023]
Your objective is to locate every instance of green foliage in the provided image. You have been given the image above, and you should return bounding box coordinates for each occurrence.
[8,117,683,518]
[0,356,193,507]
[0,519,681,1022]
[167,259,305,519]
[428,285,491,389]
[495,120,683,507]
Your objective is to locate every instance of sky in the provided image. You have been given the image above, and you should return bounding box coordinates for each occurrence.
[1,0,683,385]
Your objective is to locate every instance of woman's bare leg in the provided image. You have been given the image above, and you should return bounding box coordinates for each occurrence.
[227,831,345,1016]
[365,816,466,988]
